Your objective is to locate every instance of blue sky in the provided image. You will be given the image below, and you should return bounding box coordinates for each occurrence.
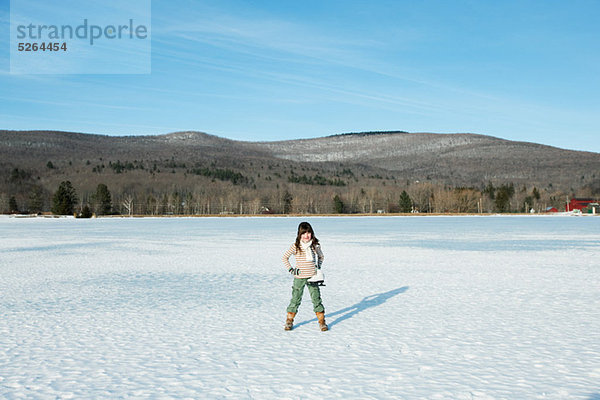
[1,0,599,152]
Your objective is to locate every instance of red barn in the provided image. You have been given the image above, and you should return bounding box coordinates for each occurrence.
[566,198,595,212]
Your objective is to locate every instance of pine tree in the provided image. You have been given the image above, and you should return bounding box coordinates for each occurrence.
[28,186,44,213]
[80,205,93,218]
[483,181,495,199]
[333,195,344,213]
[51,181,78,215]
[9,196,19,213]
[93,183,112,215]
[494,183,514,212]
[399,190,412,213]
[282,190,293,214]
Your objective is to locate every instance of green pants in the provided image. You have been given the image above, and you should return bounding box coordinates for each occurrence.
[286,278,325,313]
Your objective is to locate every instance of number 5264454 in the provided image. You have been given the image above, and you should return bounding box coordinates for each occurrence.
[18,42,67,52]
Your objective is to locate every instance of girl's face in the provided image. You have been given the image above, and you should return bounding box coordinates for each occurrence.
[300,231,312,242]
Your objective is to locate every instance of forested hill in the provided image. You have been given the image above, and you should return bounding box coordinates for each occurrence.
[250,131,599,184]
[1,129,599,214]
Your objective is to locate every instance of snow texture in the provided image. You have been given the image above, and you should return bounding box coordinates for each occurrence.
[1,216,599,399]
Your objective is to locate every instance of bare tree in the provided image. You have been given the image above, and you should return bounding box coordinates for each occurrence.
[122,194,134,216]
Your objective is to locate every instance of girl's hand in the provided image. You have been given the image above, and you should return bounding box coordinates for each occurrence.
[288,267,300,276]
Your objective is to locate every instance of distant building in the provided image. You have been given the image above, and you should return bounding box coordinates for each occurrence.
[566,198,598,213]
[545,207,558,213]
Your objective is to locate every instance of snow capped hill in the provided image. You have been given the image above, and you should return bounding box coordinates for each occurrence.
[249,131,599,186]
[1,129,599,189]
[253,132,502,163]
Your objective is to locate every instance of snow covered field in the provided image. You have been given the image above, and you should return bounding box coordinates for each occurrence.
[1,215,599,399]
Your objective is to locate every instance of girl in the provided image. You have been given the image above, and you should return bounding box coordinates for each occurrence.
[282,221,328,331]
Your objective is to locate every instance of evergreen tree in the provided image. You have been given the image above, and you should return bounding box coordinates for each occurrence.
[9,196,19,213]
[333,195,344,213]
[28,186,44,213]
[282,190,293,214]
[93,183,112,215]
[80,204,93,218]
[494,183,514,212]
[495,190,510,212]
[399,190,412,213]
[483,181,495,199]
[51,181,78,215]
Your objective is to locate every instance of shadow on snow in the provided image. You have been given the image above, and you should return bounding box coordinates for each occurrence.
[295,286,409,329]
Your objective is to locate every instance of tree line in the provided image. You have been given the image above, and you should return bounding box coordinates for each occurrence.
[1,179,578,216]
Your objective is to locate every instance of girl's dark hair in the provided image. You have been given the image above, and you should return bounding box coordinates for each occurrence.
[295,221,319,253]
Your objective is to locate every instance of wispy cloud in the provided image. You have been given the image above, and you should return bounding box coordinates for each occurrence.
[155,9,381,59]
[150,6,510,116]
[152,8,414,79]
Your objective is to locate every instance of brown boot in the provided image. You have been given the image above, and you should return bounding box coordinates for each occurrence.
[316,312,328,331]
[284,312,296,331]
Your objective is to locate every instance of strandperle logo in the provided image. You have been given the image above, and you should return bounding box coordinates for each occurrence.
[11,0,151,74]
[16,19,149,45]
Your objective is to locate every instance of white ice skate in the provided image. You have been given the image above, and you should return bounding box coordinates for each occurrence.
[307,269,325,286]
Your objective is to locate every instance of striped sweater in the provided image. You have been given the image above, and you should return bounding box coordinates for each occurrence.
[282,243,324,279]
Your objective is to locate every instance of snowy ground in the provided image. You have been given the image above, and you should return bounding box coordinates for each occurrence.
[1,215,599,399]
